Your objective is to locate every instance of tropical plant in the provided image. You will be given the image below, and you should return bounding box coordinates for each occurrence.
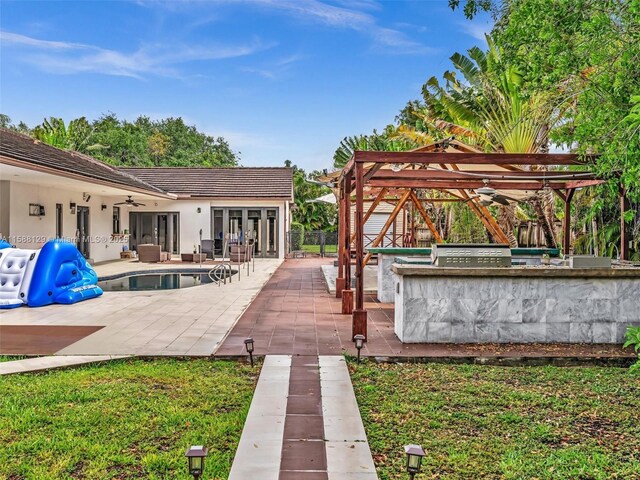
[333,129,417,170]
[32,117,105,154]
[286,160,337,232]
[623,325,640,374]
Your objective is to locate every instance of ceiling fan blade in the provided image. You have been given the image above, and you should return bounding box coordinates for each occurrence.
[133,202,146,207]
[114,202,127,205]
[492,196,511,206]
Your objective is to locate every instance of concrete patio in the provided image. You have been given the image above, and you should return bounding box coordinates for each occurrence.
[0,258,282,356]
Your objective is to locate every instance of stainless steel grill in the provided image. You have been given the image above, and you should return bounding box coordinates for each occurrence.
[431,243,511,267]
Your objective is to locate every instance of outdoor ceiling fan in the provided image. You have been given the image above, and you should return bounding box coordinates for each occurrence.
[465,185,520,207]
[114,196,146,207]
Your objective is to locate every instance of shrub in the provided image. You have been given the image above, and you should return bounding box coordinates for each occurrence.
[623,325,640,374]
[290,222,304,251]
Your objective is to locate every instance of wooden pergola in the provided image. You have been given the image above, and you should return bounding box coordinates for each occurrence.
[334,141,630,340]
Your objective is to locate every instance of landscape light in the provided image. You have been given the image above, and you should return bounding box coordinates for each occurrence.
[354,334,365,363]
[404,444,426,479]
[244,337,255,367]
[185,445,208,480]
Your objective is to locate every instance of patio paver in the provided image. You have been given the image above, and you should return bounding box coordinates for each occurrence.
[0,259,282,356]
[216,258,635,361]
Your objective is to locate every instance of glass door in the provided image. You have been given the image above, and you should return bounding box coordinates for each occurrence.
[248,209,262,256]
[76,206,90,258]
[266,209,277,257]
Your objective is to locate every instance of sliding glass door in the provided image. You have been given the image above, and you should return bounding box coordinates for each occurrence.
[129,212,179,254]
[211,207,279,258]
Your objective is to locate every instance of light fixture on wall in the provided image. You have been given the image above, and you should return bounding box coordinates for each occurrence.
[83,192,91,202]
[70,202,76,214]
[197,207,202,213]
[101,204,108,211]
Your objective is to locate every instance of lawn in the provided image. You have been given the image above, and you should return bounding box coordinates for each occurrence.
[301,244,338,254]
[0,358,257,480]
[350,362,640,480]
[0,355,28,362]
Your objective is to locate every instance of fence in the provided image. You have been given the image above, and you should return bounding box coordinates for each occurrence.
[287,230,338,257]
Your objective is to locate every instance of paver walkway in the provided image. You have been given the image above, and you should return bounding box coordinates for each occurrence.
[216,258,634,360]
[229,355,377,480]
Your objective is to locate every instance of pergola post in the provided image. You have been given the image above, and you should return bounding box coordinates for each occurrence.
[352,160,367,340]
[621,186,631,260]
[563,188,575,256]
[341,170,353,314]
[335,183,345,298]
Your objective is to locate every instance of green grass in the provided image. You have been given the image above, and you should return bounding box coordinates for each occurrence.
[349,361,640,480]
[0,358,258,480]
[301,244,338,254]
[0,355,29,362]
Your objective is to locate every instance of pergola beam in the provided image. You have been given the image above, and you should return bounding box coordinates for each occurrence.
[369,179,574,190]
[354,151,590,166]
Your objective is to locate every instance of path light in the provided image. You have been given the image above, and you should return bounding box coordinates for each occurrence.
[185,445,208,480]
[244,337,255,367]
[354,334,365,363]
[404,444,425,479]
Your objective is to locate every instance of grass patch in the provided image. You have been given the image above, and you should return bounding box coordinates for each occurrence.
[301,244,338,254]
[0,358,258,479]
[0,355,29,362]
[350,361,640,480]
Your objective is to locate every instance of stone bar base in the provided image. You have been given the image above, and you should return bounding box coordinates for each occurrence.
[393,266,640,344]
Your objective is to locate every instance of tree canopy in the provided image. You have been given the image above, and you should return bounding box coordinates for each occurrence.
[1,113,239,167]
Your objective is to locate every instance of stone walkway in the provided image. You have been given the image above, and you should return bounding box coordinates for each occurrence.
[229,355,377,480]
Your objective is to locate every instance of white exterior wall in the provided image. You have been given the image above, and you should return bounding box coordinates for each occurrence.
[3,180,131,263]
[119,198,290,258]
[2,181,291,261]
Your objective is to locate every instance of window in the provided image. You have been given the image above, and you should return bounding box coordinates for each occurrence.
[113,206,120,234]
[56,204,63,238]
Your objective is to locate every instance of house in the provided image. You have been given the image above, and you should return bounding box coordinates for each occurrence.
[0,129,293,262]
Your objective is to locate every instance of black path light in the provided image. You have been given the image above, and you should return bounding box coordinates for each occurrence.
[244,337,255,367]
[353,334,365,363]
[404,444,426,479]
[185,445,208,480]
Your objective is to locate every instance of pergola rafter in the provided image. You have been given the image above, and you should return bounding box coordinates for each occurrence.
[330,143,624,342]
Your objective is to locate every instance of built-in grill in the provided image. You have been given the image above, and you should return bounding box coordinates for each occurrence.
[431,243,511,267]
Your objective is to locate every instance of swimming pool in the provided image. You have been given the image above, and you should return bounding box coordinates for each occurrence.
[98,269,236,292]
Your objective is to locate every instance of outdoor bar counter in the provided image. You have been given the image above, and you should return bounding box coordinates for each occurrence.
[372,247,560,304]
[392,264,640,344]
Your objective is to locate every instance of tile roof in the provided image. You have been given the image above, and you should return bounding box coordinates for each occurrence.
[0,128,167,195]
[120,167,294,199]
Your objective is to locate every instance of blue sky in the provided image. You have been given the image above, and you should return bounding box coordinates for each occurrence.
[0,0,491,171]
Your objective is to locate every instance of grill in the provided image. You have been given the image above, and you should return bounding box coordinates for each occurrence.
[431,244,511,267]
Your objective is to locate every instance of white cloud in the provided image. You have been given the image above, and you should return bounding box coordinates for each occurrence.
[459,22,490,42]
[139,0,435,55]
[0,30,273,79]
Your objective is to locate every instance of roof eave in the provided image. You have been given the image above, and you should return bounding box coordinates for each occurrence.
[0,156,177,200]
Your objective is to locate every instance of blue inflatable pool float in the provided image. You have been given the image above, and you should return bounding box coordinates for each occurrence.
[0,239,102,309]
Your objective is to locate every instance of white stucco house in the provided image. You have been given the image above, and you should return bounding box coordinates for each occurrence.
[0,128,293,262]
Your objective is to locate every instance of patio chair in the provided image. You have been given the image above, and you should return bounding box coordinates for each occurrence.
[201,239,214,259]
[137,244,169,263]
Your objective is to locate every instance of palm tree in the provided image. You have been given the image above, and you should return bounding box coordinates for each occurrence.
[396,36,561,247]
[32,117,104,154]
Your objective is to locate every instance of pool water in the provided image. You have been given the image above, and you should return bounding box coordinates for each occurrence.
[99,272,220,291]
